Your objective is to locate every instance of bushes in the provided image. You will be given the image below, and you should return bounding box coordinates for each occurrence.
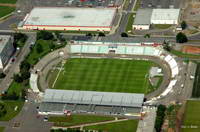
[0,103,6,118]
[155,105,166,132]
[37,31,54,40]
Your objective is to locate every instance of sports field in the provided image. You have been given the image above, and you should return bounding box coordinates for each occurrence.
[182,100,200,132]
[51,58,154,94]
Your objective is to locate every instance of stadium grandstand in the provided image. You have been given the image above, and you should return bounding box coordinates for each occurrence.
[39,89,144,116]
[69,41,162,56]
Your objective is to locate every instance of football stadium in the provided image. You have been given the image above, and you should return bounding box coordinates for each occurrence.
[37,40,180,116]
[19,7,116,31]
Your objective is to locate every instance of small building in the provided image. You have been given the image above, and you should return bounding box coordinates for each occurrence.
[0,35,14,69]
[150,9,180,25]
[132,9,152,30]
[149,67,163,77]
[39,89,144,116]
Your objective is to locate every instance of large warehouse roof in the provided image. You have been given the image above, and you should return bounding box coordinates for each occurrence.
[24,7,116,27]
[151,9,180,20]
[43,89,144,107]
[133,9,152,25]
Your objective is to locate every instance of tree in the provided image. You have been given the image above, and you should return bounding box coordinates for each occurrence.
[163,41,171,52]
[0,72,6,79]
[20,60,31,71]
[21,70,30,80]
[144,34,150,38]
[121,32,128,37]
[155,105,166,132]
[181,21,187,30]
[13,74,23,83]
[36,43,43,53]
[37,31,54,40]
[49,42,56,49]
[176,32,188,43]
[98,32,105,37]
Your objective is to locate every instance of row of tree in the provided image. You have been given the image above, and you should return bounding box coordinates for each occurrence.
[154,105,167,132]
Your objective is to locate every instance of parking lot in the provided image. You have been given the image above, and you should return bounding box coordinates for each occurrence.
[140,0,181,8]
[19,0,123,13]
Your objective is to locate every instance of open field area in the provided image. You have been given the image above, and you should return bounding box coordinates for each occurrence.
[85,119,138,132]
[0,101,24,121]
[0,0,17,4]
[192,63,200,98]
[48,115,115,127]
[0,6,15,18]
[182,100,200,132]
[51,58,154,94]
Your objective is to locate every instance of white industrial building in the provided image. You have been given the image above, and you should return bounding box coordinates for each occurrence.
[132,9,152,30]
[19,7,116,32]
[150,9,180,25]
[0,35,14,69]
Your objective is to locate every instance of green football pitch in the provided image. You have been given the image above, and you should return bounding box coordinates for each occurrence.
[50,58,155,94]
[182,100,200,132]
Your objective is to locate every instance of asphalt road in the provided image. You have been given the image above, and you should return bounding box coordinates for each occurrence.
[0,33,36,92]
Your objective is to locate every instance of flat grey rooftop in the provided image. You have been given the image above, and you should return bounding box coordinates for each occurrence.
[133,9,152,25]
[0,35,11,53]
[43,89,144,107]
[24,7,116,27]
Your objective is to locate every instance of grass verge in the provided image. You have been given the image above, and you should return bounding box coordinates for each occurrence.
[0,0,17,4]
[171,49,200,59]
[126,13,135,32]
[85,119,138,132]
[49,115,115,127]
[0,100,24,121]
[0,6,15,18]
[0,127,4,132]
[153,24,172,29]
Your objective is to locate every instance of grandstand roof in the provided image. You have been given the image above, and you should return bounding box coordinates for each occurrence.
[43,89,144,107]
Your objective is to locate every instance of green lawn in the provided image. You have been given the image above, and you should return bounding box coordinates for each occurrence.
[0,127,4,132]
[182,100,200,132]
[0,0,17,4]
[85,119,138,132]
[52,58,154,94]
[0,101,24,121]
[7,81,25,97]
[0,6,15,18]
[26,40,65,65]
[49,115,115,127]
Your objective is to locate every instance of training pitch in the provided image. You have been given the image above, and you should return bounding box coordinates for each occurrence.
[182,100,200,132]
[50,58,154,94]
